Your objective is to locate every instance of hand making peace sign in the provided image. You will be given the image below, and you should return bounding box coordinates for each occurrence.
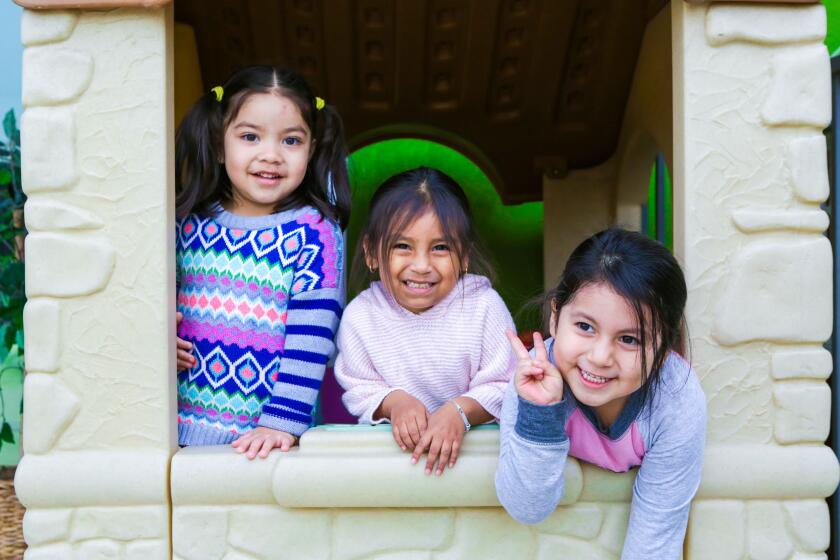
[506,330,564,406]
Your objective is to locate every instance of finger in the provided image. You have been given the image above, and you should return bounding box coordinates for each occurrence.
[425,437,443,475]
[533,331,549,362]
[407,416,422,447]
[279,436,293,452]
[505,330,531,359]
[258,438,273,458]
[400,423,416,451]
[176,311,183,325]
[246,437,262,460]
[177,337,193,350]
[449,439,461,468]
[231,433,250,452]
[392,424,407,451]
[412,433,431,465]
[436,441,452,476]
[417,410,428,434]
[177,349,195,362]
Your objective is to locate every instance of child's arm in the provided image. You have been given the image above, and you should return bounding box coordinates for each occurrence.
[495,332,571,523]
[334,308,410,423]
[334,309,431,450]
[621,368,707,558]
[459,290,519,419]
[251,220,344,447]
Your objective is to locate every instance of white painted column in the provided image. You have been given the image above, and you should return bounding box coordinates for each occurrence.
[672,2,837,558]
[15,7,176,559]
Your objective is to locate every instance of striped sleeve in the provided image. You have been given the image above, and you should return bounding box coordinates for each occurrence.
[257,218,344,436]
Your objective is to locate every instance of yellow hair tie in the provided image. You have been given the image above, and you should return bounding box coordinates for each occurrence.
[211,86,224,102]
[315,96,325,110]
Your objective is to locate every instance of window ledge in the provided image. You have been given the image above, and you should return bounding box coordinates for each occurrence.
[171,426,840,509]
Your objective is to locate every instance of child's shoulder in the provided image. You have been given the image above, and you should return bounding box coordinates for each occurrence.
[650,352,706,421]
[460,274,512,314]
[460,274,498,301]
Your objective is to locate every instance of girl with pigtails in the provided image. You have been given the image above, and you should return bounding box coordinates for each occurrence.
[173,65,351,458]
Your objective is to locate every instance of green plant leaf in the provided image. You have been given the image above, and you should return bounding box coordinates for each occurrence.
[15,329,23,351]
[0,169,10,186]
[0,422,14,443]
[2,110,16,142]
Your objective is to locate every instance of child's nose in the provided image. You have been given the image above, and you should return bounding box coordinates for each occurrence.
[588,337,613,366]
[259,141,283,162]
[410,251,432,272]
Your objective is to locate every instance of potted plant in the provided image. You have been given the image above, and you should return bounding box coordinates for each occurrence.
[0,108,24,455]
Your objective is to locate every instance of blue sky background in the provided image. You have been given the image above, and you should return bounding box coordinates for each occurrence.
[0,2,22,123]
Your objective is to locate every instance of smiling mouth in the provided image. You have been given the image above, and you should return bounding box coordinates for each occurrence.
[252,171,282,180]
[403,280,436,290]
[580,368,609,385]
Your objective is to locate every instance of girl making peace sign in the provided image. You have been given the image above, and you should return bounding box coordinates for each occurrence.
[495,228,706,559]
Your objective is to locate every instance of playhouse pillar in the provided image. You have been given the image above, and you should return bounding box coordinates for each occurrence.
[672,1,837,558]
[14,6,176,559]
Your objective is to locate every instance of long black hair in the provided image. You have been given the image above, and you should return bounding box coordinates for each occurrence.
[547,228,687,406]
[175,65,351,228]
[353,166,493,290]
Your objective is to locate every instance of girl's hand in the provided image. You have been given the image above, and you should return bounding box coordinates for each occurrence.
[506,330,564,406]
[411,403,466,476]
[380,390,429,451]
[176,312,196,372]
[231,427,298,460]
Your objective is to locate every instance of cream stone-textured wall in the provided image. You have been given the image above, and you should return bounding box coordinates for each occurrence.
[15,6,176,560]
[672,1,837,557]
[171,428,838,560]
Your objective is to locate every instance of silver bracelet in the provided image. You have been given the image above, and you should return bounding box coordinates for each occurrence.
[450,399,471,432]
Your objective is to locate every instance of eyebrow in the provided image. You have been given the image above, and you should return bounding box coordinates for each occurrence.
[571,310,640,335]
[233,122,309,136]
[395,236,447,244]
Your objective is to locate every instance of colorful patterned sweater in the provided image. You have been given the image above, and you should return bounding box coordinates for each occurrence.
[176,205,343,445]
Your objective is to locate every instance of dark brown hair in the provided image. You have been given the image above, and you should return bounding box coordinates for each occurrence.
[547,228,688,407]
[352,167,493,291]
[175,65,351,228]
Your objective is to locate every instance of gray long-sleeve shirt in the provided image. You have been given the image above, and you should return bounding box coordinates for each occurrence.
[495,340,706,559]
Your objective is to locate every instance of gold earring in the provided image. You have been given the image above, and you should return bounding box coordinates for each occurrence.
[368,264,376,274]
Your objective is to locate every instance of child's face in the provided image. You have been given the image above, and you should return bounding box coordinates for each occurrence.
[374,210,462,314]
[549,282,652,427]
[222,92,312,216]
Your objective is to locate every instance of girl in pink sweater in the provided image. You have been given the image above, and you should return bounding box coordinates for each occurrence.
[335,167,516,476]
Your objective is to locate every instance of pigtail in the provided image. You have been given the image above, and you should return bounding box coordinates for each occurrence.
[175,91,226,217]
[308,103,351,229]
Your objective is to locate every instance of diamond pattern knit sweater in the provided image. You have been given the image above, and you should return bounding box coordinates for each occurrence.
[176,206,343,444]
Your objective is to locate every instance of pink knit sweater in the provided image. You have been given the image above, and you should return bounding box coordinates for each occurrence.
[334,274,516,423]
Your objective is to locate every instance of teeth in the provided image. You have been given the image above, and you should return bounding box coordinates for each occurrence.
[405,280,432,289]
[256,172,280,179]
[580,369,608,384]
